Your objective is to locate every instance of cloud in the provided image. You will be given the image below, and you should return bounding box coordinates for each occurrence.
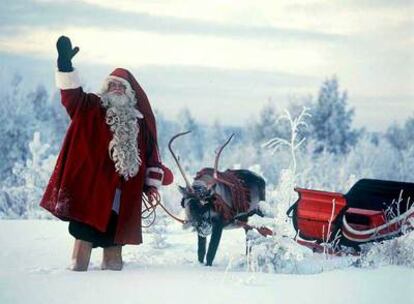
[1,0,344,42]
[0,26,332,77]
[74,0,412,36]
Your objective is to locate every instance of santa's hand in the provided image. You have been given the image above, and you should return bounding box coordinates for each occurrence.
[56,35,79,72]
[145,186,160,204]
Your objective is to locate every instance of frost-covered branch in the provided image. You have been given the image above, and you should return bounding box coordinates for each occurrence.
[263,106,310,176]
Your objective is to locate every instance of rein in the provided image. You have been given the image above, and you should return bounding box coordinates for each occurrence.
[141,193,187,228]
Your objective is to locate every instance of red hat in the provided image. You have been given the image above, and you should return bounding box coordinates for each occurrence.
[104,68,157,142]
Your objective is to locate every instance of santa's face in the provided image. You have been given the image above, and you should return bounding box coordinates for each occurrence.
[108,80,126,96]
[100,77,138,109]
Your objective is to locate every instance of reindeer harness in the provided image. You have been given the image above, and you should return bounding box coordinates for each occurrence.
[195,168,251,222]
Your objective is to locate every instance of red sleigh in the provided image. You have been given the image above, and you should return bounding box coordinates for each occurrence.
[287,179,414,252]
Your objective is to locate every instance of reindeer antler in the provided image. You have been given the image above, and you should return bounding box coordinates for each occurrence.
[168,131,193,190]
[213,133,235,179]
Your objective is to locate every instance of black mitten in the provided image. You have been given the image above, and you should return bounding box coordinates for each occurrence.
[56,36,79,72]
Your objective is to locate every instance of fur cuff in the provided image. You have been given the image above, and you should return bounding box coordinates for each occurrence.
[145,167,164,188]
[55,69,81,90]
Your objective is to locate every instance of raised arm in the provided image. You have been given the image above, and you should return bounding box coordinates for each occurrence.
[55,35,94,118]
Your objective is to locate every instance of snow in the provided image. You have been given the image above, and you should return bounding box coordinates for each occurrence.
[0,220,412,304]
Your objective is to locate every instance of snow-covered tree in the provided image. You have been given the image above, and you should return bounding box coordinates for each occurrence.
[0,132,55,218]
[0,74,36,182]
[386,114,414,151]
[309,77,359,154]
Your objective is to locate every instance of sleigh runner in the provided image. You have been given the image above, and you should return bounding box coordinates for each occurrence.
[288,179,414,250]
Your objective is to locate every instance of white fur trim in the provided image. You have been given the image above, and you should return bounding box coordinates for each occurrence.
[146,167,164,178]
[103,76,133,92]
[55,69,81,90]
[145,167,164,188]
[145,177,162,188]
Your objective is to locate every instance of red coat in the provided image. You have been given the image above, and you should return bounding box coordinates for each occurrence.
[40,72,165,245]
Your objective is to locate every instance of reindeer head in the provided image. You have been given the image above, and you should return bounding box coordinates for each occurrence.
[178,183,215,236]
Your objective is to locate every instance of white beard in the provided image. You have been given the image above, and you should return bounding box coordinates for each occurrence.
[101,92,142,180]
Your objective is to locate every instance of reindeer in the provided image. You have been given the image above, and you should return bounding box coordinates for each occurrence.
[169,131,266,266]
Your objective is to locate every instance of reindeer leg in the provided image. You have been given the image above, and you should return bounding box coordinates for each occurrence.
[244,227,253,256]
[197,235,207,263]
[205,223,223,266]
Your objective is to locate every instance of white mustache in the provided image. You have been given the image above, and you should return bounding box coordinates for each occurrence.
[105,92,130,106]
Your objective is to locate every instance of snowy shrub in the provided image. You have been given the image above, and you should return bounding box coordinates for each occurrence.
[246,231,310,273]
[358,197,414,268]
[238,224,356,274]
[0,132,56,219]
[267,169,297,236]
[360,230,414,268]
[0,189,26,218]
[148,211,171,249]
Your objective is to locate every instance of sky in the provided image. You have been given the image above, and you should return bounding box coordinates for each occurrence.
[0,0,413,130]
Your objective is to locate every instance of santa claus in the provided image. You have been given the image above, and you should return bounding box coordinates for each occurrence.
[40,36,173,271]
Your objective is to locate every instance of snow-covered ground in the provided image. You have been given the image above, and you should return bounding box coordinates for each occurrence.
[0,220,412,304]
